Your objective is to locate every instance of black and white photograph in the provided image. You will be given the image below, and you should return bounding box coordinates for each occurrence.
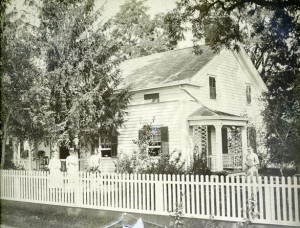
[1,0,300,227]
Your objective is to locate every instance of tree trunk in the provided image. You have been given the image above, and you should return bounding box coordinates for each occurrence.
[280,162,284,177]
[1,107,12,169]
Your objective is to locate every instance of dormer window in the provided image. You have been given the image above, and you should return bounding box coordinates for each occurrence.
[209,77,216,99]
[246,85,251,104]
[144,93,159,103]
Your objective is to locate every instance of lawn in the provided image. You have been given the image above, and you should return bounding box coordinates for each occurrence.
[0,202,119,228]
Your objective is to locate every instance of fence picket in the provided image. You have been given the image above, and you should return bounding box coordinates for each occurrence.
[294,177,299,222]
[270,177,276,222]
[282,176,287,222]
[200,175,204,215]
[220,175,225,217]
[195,175,200,215]
[1,170,300,226]
[205,175,210,216]
[287,177,292,222]
[258,176,263,220]
[211,175,215,216]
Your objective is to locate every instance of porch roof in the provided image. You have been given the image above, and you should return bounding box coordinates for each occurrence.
[188,106,248,126]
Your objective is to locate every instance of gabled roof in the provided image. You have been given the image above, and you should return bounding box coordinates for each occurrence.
[119,45,217,90]
[189,106,240,118]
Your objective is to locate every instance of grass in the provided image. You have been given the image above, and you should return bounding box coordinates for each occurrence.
[0,202,119,228]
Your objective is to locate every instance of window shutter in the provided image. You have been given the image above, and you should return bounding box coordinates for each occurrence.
[160,126,169,154]
[111,135,118,157]
[222,127,228,154]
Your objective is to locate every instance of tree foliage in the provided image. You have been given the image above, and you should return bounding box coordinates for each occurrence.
[1,0,131,165]
[166,0,300,167]
[1,4,41,167]
[33,0,131,150]
[109,0,176,59]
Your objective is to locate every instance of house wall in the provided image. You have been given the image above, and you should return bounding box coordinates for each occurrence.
[118,87,194,162]
[187,50,264,123]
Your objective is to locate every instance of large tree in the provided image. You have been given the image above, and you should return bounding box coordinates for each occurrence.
[165,0,300,172]
[109,0,176,59]
[1,4,41,168]
[1,0,131,167]
[33,0,131,152]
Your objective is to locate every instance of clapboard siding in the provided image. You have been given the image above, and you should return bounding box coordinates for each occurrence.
[118,99,187,156]
[190,50,264,121]
[129,86,189,105]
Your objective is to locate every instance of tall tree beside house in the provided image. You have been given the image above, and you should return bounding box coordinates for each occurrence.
[1,5,43,168]
[108,0,176,59]
[165,0,300,173]
[33,0,131,152]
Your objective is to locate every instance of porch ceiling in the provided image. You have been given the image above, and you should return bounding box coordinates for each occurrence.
[188,106,248,126]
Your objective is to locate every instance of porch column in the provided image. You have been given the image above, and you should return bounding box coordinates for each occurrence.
[214,124,223,171]
[241,126,248,171]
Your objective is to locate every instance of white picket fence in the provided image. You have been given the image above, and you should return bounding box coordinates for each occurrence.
[1,170,299,226]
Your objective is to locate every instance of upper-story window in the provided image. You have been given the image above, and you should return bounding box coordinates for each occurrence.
[246,84,251,104]
[144,93,159,103]
[209,77,216,99]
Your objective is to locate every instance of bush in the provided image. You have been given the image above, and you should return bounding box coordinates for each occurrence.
[115,149,186,175]
[145,151,186,175]
[187,153,211,175]
[259,167,297,176]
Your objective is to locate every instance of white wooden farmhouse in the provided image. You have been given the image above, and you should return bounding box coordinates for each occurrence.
[12,45,267,172]
[115,45,267,172]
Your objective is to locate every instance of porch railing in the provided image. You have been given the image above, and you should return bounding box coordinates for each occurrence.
[223,154,243,169]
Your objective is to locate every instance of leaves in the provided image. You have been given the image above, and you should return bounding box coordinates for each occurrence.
[108,0,176,59]
[166,0,300,165]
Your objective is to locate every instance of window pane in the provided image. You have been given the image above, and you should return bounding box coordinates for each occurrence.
[144,93,159,103]
[209,77,216,99]
[246,85,251,103]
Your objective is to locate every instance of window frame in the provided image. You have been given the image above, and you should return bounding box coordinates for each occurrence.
[148,127,161,156]
[99,136,118,158]
[209,76,216,99]
[246,84,251,104]
[144,93,159,103]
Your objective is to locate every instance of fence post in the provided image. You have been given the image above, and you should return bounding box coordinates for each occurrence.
[264,176,273,222]
[14,170,21,200]
[74,172,81,206]
[155,174,164,213]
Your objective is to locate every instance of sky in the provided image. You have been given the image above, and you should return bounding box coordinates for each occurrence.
[95,0,193,48]
[95,0,178,19]
[10,0,193,48]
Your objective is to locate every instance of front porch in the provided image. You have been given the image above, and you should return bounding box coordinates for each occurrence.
[188,107,248,172]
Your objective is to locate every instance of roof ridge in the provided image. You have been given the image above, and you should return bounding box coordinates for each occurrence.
[122,45,209,63]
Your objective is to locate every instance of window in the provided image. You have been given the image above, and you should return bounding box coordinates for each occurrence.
[209,77,216,99]
[144,93,159,103]
[99,136,118,158]
[139,126,169,156]
[246,85,251,104]
[148,127,161,156]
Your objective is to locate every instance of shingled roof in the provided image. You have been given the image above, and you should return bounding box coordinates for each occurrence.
[119,45,217,90]
[189,106,240,118]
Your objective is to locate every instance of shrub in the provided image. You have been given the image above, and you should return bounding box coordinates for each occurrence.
[187,153,211,175]
[259,167,297,176]
[115,149,186,175]
[145,150,186,175]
